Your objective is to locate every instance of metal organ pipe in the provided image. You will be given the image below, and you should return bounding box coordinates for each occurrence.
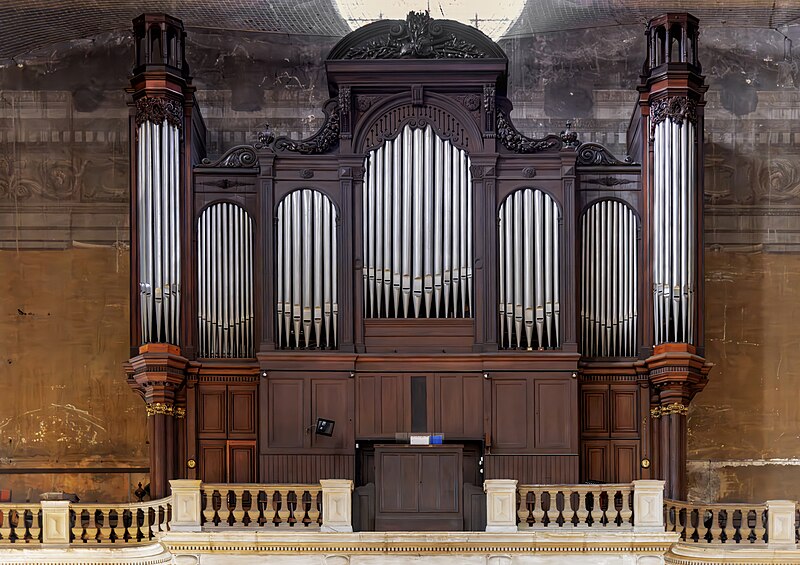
[197,202,254,358]
[580,200,638,357]
[137,119,180,345]
[362,124,473,318]
[498,189,561,350]
[652,117,696,345]
[276,189,338,349]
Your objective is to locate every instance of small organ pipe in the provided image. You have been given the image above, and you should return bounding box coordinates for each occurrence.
[580,200,638,357]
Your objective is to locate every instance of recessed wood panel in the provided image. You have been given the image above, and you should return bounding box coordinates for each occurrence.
[380,374,406,435]
[199,386,226,437]
[437,374,484,439]
[492,379,529,451]
[535,379,574,450]
[378,453,419,512]
[311,377,352,450]
[581,385,609,436]
[484,454,579,484]
[268,378,304,448]
[611,387,639,436]
[356,375,378,437]
[582,441,608,484]
[229,388,256,436]
[612,441,639,483]
[364,319,474,353]
[228,441,256,483]
[419,452,460,513]
[199,440,226,483]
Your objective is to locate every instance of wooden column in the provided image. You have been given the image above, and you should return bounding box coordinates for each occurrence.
[126,344,188,499]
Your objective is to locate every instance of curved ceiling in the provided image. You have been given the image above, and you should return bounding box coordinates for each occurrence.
[0,0,798,61]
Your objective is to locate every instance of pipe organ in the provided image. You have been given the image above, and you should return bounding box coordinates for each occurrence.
[363,125,472,319]
[276,189,339,349]
[498,189,560,350]
[126,11,712,511]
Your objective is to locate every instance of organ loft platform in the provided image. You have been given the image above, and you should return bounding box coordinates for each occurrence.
[1,8,798,565]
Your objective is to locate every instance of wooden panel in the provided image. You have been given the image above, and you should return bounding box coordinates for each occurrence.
[268,378,305,448]
[356,374,378,437]
[491,378,529,451]
[463,483,486,532]
[610,387,639,437]
[380,374,407,435]
[535,379,574,450]
[419,452,460,512]
[612,440,639,483]
[310,377,353,450]
[378,453,419,512]
[581,384,609,436]
[199,440,226,483]
[364,319,474,353]
[229,387,256,436]
[581,441,608,483]
[436,374,483,438]
[227,440,255,483]
[260,454,355,483]
[198,385,226,437]
[483,455,579,483]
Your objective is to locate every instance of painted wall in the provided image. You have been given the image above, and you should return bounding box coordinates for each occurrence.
[0,21,798,502]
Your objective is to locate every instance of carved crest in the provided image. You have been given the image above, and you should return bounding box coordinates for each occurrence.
[576,143,633,166]
[135,96,183,130]
[274,100,341,155]
[338,12,489,60]
[496,110,561,154]
[198,145,258,168]
[650,96,698,136]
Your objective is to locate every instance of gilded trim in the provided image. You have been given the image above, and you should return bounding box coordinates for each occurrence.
[146,402,175,417]
[651,403,689,418]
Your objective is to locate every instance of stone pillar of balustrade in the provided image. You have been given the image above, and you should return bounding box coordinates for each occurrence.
[484,479,519,533]
[170,479,203,532]
[633,480,666,532]
[766,500,797,549]
[320,479,354,532]
[41,500,71,546]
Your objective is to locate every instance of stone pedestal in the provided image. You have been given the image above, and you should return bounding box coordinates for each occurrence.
[484,479,518,533]
[633,480,665,532]
[170,479,203,532]
[320,479,354,532]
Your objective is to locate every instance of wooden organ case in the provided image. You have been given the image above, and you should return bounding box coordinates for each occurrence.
[125,11,712,529]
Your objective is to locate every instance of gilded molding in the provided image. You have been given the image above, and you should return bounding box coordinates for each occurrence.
[174,407,186,419]
[135,96,183,130]
[146,402,176,417]
[651,403,689,418]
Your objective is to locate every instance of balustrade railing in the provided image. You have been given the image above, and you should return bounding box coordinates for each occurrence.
[517,484,634,528]
[664,499,768,544]
[200,484,321,528]
[0,504,42,543]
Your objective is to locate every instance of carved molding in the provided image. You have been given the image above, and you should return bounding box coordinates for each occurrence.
[135,96,183,130]
[650,403,689,418]
[582,176,636,187]
[274,101,340,155]
[650,96,698,136]
[496,110,561,154]
[198,145,259,168]
[339,11,488,60]
[300,169,315,179]
[576,142,632,166]
[522,167,536,178]
[146,402,176,417]
[361,103,472,152]
[339,86,352,139]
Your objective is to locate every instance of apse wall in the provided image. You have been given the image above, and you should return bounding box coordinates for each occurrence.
[0,22,798,502]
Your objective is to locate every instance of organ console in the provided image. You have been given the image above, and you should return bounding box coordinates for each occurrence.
[124,11,712,528]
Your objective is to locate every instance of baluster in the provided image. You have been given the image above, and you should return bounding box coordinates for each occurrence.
[72,509,85,543]
[695,507,708,542]
[589,490,603,527]
[619,488,633,527]
[529,490,543,527]
[544,490,559,526]
[27,508,41,542]
[708,508,722,543]
[754,507,767,543]
[680,506,692,542]
[0,508,11,542]
[720,509,734,543]
[575,488,589,527]
[201,490,215,526]
[256,490,268,527]
[98,508,113,542]
[277,489,292,527]
[230,489,245,526]
[307,488,321,527]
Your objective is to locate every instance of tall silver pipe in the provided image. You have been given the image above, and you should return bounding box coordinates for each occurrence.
[523,189,534,347]
[383,142,393,316]
[460,150,469,317]
[498,206,506,347]
[448,142,458,316]
[374,146,384,314]
[443,140,453,318]
[688,121,696,343]
[544,195,553,348]
[552,198,560,346]
[533,190,544,346]
[323,196,332,347]
[401,128,412,316]
[504,199,514,344]
[391,138,402,316]
[423,128,434,316]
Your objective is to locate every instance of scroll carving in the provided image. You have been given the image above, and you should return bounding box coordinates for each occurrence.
[576,142,632,166]
[135,96,183,130]
[274,101,340,154]
[361,103,471,152]
[341,12,486,60]
[198,145,259,168]
[496,110,561,153]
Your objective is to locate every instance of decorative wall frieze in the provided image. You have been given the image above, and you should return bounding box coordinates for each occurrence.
[340,12,487,60]
[198,145,258,168]
[576,143,633,166]
[146,402,176,417]
[650,96,698,136]
[496,110,561,154]
[650,403,689,418]
[274,101,340,154]
[135,96,183,130]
